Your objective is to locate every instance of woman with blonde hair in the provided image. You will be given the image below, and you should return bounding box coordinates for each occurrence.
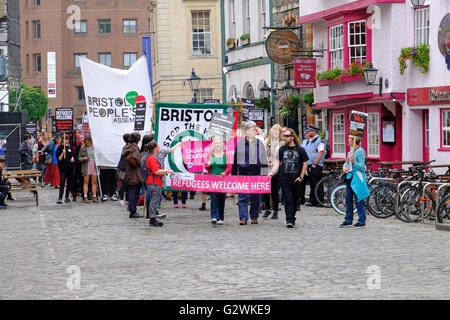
[263,124,283,219]
[78,135,99,203]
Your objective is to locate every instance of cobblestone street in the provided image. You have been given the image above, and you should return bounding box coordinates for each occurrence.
[1,187,450,300]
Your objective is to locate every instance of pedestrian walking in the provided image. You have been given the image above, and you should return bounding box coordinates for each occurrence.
[43,136,60,187]
[205,136,232,225]
[78,135,99,203]
[304,126,326,207]
[340,135,370,228]
[56,133,76,204]
[18,134,33,170]
[122,132,142,218]
[0,156,8,209]
[262,124,283,220]
[145,141,174,227]
[269,128,308,228]
[232,121,268,225]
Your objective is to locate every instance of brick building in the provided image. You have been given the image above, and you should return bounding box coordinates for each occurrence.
[20,0,150,128]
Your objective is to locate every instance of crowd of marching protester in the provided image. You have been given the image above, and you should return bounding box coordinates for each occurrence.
[0,120,369,228]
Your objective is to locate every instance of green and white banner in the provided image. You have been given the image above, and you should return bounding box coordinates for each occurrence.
[154,102,229,189]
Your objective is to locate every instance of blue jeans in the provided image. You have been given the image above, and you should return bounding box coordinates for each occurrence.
[210,192,225,221]
[173,191,187,205]
[127,184,141,215]
[237,193,260,221]
[345,179,366,225]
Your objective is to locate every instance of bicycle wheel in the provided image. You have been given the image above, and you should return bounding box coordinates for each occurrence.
[315,175,340,208]
[368,184,397,218]
[396,186,423,223]
[437,195,450,224]
[331,184,357,215]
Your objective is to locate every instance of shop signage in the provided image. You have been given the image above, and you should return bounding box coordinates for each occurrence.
[294,58,316,88]
[407,86,450,105]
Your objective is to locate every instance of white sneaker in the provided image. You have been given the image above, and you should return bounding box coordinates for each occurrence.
[217,220,224,225]
[156,212,167,219]
[111,194,119,201]
[102,195,108,201]
[211,218,217,225]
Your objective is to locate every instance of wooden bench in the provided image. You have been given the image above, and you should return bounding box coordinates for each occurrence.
[2,170,41,206]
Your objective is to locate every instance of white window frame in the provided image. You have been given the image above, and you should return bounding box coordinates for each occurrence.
[198,88,214,103]
[332,113,346,157]
[367,112,380,157]
[123,19,137,34]
[231,0,236,38]
[192,11,212,56]
[99,53,111,66]
[443,110,450,148]
[315,111,325,132]
[259,0,267,40]
[348,20,367,65]
[415,7,430,46]
[74,20,87,34]
[74,53,87,68]
[123,53,137,67]
[329,24,344,70]
[245,0,250,35]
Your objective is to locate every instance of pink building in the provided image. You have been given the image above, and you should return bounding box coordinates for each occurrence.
[299,0,450,172]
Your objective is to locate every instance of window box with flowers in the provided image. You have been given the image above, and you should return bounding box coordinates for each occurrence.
[279,95,301,119]
[240,34,250,46]
[226,38,236,50]
[398,44,430,75]
[316,61,369,86]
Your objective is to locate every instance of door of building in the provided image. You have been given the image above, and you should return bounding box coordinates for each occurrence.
[422,110,429,163]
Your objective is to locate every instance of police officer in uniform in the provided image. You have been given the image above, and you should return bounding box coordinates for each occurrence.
[304,126,325,207]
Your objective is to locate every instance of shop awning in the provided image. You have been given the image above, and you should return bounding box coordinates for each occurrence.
[313,92,405,110]
[299,0,406,24]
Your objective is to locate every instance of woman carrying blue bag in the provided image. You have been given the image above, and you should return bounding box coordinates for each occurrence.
[339,135,370,228]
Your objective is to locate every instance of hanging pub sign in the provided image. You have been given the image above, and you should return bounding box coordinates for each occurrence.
[407,86,450,105]
[55,108,74,138]
[265,30,301,64]
[349,111,368,138]
[437,13,450,69]
[134,95,147,131]
[294,57,316,88]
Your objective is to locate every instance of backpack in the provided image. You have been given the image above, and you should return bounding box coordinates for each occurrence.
[140,153,150,182]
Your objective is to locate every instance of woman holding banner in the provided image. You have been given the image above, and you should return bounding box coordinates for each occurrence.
[205,136,232,225]
[146,141,174,227]
[339,135,370,228]
[269,128,309,228]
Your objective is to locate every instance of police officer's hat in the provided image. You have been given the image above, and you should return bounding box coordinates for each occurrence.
[308,126,320,132]
[303,127,311,134]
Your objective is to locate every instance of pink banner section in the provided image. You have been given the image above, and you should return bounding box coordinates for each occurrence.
[180,137,243,173]
[170,174,271,194]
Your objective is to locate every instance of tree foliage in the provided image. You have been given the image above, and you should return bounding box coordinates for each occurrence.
[9,83,48,121]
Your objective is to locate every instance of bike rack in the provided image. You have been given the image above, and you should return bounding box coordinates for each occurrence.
[396,180,416,216]
[436,183,450,231]
[420,182,438,223]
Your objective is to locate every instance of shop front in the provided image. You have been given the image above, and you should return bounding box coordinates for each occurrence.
[314,93,405,170]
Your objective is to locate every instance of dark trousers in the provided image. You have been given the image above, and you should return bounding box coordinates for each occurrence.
[119,179,128,201]
[263,173,280,212]
[73,164,83,194]
[100,168,117,196]
[308,165,324,205]
[281,181,300,224]
[127,184,141,215]
[298,174,310,203]
[0,184,9,205]
[59,169,74,200]
[210,192,226,221]
[173,191,187,205]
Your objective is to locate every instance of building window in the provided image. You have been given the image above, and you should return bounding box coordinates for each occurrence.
[74,53,87,67]
[33,54,41,72]
[348,20,366,65]
[99,53,111,66]
[26,54,29,73]
[244,0,250,34]
[76,87,85,101]
[228,85,238,103]
[442,110,450,148]
[123,53,137,67]
[99,19,111,34]
[315,111,325,132]
[367,113,380,157]
[259,0,266,40]
[75,20,87,34]
[26,21,29,40]
[230,0,236,39]
[330,24,344,69]
[33,0,40,6]
[192,11,212,55]
[415,7,430,46]
[32,20,41,39]
[244,83,254,99]
[332,113,345,156]
[123,19,137,33]
[198,88,214,102]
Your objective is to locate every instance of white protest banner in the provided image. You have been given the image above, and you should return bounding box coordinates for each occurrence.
[79,56,153,167]
[154,102,229,189]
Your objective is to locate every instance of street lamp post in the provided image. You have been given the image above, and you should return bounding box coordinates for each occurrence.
[187,68,201,103]
[411,0,425,8]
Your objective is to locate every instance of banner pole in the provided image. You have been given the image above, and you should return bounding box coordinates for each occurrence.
[96,165,104,200]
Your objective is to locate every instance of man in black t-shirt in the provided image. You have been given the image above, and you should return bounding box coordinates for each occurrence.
[269,128,308,228]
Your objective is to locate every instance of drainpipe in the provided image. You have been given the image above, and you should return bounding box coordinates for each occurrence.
[220,0,226,103]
